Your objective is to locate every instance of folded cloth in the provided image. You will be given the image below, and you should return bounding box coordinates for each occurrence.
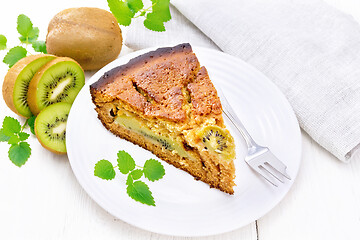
[125,0,360,162]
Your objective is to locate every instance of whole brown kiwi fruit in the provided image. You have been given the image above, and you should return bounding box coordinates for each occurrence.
[46,7,122,71]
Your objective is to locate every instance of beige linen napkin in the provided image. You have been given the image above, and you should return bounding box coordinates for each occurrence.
[125,0,360,162]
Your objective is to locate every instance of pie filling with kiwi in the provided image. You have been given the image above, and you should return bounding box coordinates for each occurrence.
[90,43,236,194]
[114,110,192,160]
[111,105,234,162]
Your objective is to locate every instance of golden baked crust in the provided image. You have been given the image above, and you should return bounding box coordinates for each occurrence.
[91,43,201,122]
[188,67,223,120]
[90,43,236,194]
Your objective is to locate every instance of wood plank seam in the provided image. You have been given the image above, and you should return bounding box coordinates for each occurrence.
[255,220,259,240]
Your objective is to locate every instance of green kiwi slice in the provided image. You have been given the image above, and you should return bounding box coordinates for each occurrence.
[35,102,71,154]
[28,57,85,115]
[2,54,56,118]
[196,125,236,160]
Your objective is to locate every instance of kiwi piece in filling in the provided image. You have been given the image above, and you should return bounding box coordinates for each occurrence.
[35,102,71,154]
[196,125,235,161]
[27,57,85,115]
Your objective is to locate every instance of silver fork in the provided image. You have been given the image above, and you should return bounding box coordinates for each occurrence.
[217,88,291,186]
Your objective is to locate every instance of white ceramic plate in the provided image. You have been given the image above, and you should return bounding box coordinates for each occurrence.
[67,46,302,237]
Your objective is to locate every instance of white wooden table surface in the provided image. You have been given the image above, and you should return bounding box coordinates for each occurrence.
[1,0,360,239]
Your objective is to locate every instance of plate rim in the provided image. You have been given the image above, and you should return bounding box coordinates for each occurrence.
[67,45,302,237]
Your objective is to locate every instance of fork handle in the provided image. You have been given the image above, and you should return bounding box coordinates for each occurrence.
[222,109,258,149]
[217,87,259,149]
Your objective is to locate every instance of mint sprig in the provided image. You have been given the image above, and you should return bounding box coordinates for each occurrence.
[17,14,39,44]
[0,117,32,167]
[94,150,165,206]
[107,0,172,32]
[0,35,7,50]
[0,15,45,168]
[1,14,47,68]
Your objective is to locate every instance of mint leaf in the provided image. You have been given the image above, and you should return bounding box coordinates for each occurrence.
[94,150,166,206]
[8,142,31,167]
[127,181,155,206]
[151,0,171,22]
[94,160,116,180]
[3,46,27,67]
[17,14,39,43]
[143,158,165,181]
[27,115,36,135]
[108,0,134,26]
[126,174,133,185]
[117,150,135,174]
[17,14,33,38]
[8,135,20,145]
[108,0,171,31]
[144,0,171,31]
[32,41,47,53]
[127,0,144,13]
[130,169,143,180]
[0,34,7,50]
[19,132,30,141]
[0,129,10,142]
[20,28,39,43]
[27,27,39,42]
[144,13,165,32]
[2,116,21,136]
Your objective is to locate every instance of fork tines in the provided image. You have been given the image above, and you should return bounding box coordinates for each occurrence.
[246,149,291,187]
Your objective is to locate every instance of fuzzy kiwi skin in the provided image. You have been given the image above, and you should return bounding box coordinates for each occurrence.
[2,54,55,118]
[27,57,84,116]
[46,7,122,71]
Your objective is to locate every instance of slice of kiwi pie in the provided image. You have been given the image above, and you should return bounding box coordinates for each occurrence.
[90,43,236,194]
